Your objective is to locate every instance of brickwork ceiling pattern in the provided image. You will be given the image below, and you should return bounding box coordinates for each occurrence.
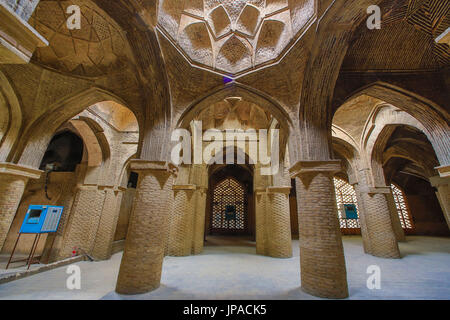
[343,0,450,70]
[29,0,132,77]
[157,0,315,75]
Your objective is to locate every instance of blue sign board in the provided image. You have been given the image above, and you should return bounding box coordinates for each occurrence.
[20,205,64,234]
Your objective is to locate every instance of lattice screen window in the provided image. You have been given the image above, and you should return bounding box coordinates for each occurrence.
[391,184,414,230]
[333,177,361,229]
[212,178,245,231]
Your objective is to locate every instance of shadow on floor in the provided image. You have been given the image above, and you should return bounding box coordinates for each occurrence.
[204,235,256,248]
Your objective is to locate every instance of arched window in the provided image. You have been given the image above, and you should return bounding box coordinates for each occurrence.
[391,183,414,230]
[211,178,246,233]
[334,177,360,232]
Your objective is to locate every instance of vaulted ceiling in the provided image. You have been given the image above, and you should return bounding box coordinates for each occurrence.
[157,0,315,75]
[3,0,448,135]
[342,0,450,71]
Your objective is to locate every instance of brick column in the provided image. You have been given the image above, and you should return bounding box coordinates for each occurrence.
[266,187,292,258]
[0,163,41,250]
[255,188,268,255]
[116,161,173,294]
[91,187,125,260]
[192,187,207,255]
[430,174,450,229]
[57,185,105,259]
[351,182,372,253]
[167,184,208,256]
[386,191,406,242]
[356,169,400,259]
[167,185,196,256]
[290,160,348,299]
[40,172,77,263]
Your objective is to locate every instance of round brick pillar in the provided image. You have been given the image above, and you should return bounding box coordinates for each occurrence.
[167,185,195,256]
[255,190,267,255]
[91,187,126,260]
[352,183,372,254]
[192,188,207,255]
[0,163,41,250]
[386,191,406,242]
[115,161,173,294]
[266,187,292,258]
[357,170,401,259]
[291,160,348,299]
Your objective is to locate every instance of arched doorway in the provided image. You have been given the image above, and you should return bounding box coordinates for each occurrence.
[206,164,255,241]
[39,131,84,172]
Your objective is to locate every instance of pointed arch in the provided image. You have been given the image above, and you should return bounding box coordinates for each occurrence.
[0,70,23,162]
[14,87,139,168]
[347,82,450,166]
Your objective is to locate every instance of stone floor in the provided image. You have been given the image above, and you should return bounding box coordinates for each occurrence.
[0,236,449,300]
[0,254,42,276]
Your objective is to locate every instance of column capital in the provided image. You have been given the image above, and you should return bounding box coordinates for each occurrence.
[289,160,341,178]
[98,185,127,192]
[130,160,172,173]
[360,186,391,195]
[266,186,291,194]
[435,165,450,178]
[430,175,449,188]
[172,184,197,191]
[0,162,42,180]
[255,188,267,194]
[348,173,358,186]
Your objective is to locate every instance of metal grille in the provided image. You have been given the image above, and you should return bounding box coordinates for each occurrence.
[391,183,414,229]
[333,177,361,230]
[211,178,246,232]
[41,207,63,233]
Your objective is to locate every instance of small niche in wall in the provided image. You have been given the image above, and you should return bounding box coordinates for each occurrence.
[128,171,139,189]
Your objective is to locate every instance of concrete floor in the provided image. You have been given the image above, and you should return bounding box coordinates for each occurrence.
[0,236,449,300]
[0,254,42,276]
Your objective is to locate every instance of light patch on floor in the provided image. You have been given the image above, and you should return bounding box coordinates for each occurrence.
[0,236,449,300]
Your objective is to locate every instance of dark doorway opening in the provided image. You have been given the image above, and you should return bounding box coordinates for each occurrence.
[39,131,84,172]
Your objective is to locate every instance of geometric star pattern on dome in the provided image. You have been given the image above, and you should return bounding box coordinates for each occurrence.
[158,0,316,75]
[29,0,131,77]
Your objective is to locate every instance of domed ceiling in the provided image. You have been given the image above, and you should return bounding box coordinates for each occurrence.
[29,0,132,77]
[158,0,316,75]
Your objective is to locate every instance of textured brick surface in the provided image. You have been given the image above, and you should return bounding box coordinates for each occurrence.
[255,190,267,255]
[386,192,406,242]
[295,170,348,299]
[0,173,27,250]
[58,187,105,260]
[92,188,124,260]
[116,164,173,294]
[357,171,401,259]
[353,183,372,253]
[266,191,292,258]
[168,188,195,256]
[192,188,207,255]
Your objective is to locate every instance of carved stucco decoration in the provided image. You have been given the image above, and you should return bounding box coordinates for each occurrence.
[157,0,316,75]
